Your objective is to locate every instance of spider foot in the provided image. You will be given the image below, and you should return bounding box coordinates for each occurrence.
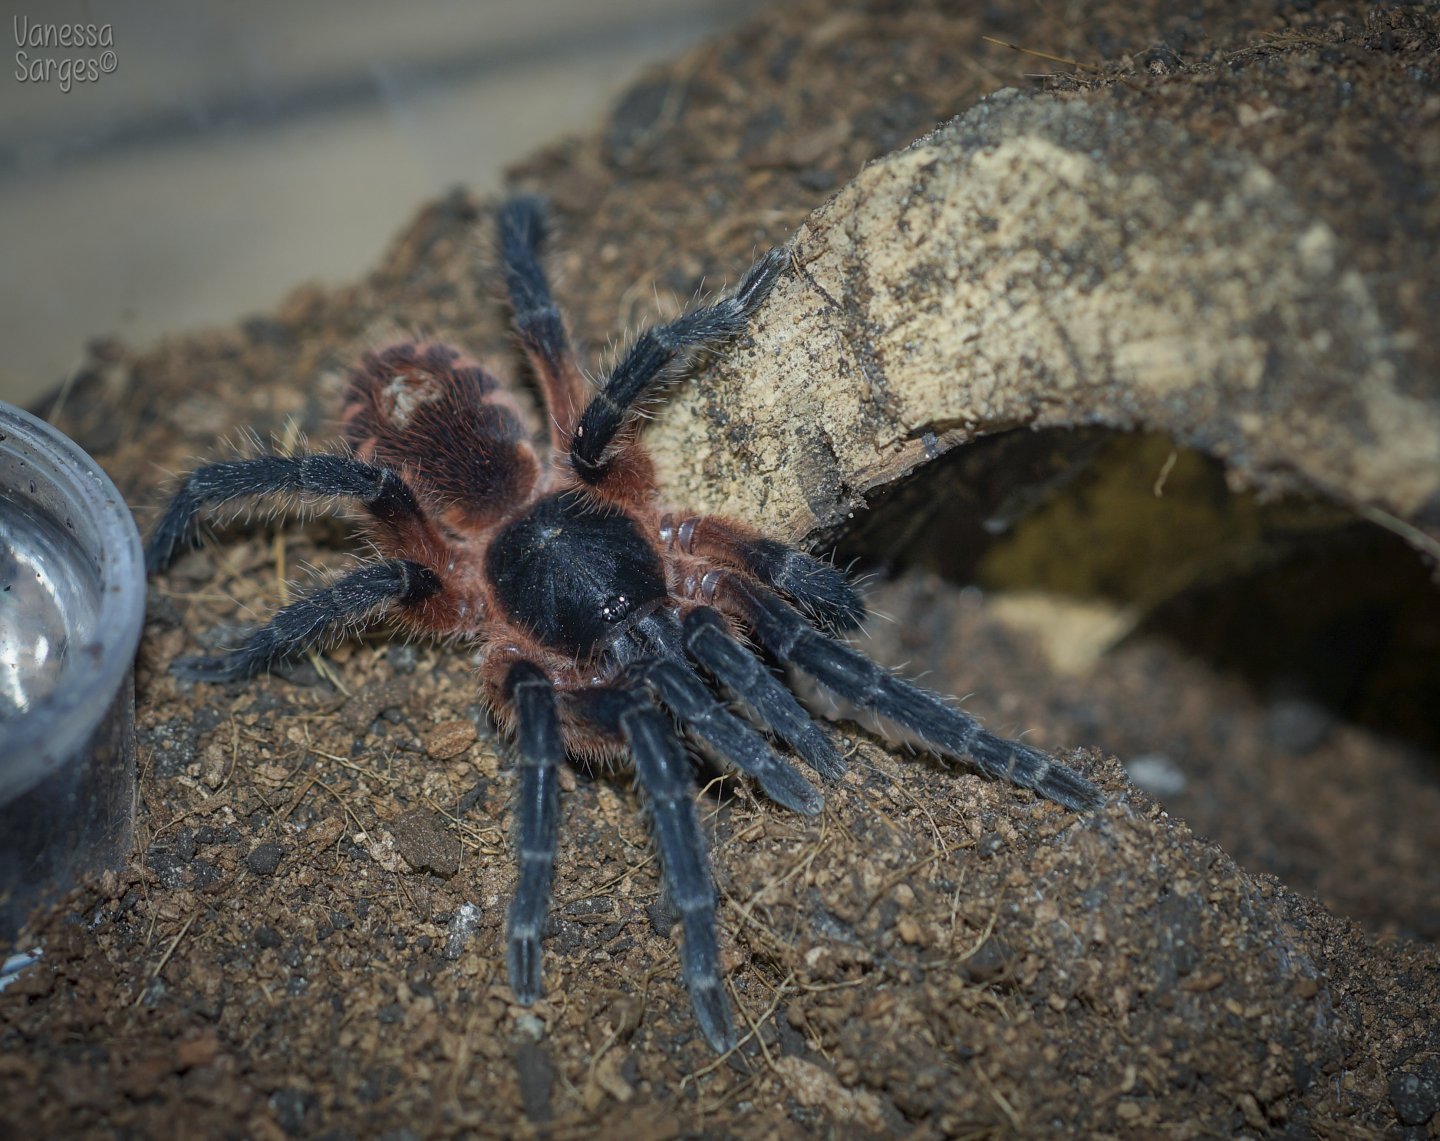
[680,906,737,1053]
[968,735,1103,812]
[688,975,737,1054]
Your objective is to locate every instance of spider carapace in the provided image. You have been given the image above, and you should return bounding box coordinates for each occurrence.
[147,197,1103,1053]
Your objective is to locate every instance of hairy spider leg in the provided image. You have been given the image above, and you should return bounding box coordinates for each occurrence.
[501,660,564,1005]
[147,451,454,678]
[663,514,865,635]
[146,452,443,575]
[172,559,441,681]
[719,574,1105,812]
[552,682,743,1048]
[567,246,790,498]
[497,196,589,442]
[620,700,734,1053]
[681,606,846,779]
[636,655,823,816]
[556,685,734,1052]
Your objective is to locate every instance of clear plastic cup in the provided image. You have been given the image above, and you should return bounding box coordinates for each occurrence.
[0,402,145,942]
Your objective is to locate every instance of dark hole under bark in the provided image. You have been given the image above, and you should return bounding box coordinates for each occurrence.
[835,428,1440,762]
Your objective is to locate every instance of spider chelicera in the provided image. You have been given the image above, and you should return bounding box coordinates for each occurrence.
[146,197,1102,1052]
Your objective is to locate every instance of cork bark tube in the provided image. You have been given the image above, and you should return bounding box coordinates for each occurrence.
[648,90,1440,562]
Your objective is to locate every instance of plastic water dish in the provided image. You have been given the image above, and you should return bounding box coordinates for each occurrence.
[0,402,145,941]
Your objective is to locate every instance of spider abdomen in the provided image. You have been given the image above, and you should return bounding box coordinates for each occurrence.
[485,490,668,658]
[341,341,540,529]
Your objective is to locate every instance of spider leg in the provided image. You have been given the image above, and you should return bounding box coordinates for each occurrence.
[681,607,845,779]
[147,453,428,574]
[502,661,563,1005]
[497,197,587,437]
[665,514,865,634]
[637,656,822,815]
[720,575,1104,812]
[172,559,440,682]
[570,246,789,486]
[619,701,735,1053]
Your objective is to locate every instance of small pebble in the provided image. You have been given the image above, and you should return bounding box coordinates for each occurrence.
[1125,754,1188,798]
[514,1011,546,1042]
[1390,1063,1440,1127]
[1264,697,1335,754]
[246,843,284,877]
[390,809,462,877]
[424,718,477,760]
[443,902,483,960]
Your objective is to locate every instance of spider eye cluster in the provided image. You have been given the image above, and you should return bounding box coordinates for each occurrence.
[599,594,632,624]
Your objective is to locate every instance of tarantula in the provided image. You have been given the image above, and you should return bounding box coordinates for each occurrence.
[147,197,1102,1052]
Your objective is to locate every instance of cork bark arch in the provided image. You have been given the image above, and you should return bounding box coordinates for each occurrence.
[650,90,1440,555]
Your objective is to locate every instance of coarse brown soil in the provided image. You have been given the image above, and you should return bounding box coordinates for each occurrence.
[4,1,1439,1137]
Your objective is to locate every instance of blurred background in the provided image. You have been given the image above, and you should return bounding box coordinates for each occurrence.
[0,0,763,408]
